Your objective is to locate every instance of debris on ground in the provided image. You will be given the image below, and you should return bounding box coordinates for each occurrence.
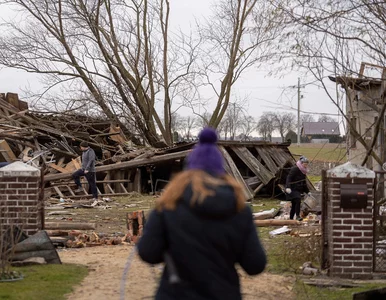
[269,226,292,236]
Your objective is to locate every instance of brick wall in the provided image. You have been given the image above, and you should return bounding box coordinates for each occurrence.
[326,178,374,279]
[0,162,42,236]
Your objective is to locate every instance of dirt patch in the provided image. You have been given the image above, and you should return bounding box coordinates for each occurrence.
[59,245,295,300]
[50,194,295,299]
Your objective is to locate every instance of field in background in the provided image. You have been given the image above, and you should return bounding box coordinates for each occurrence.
[289,143,347,163]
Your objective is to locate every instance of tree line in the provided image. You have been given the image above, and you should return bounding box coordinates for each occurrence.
[172,111,337,142]
[0,0,383,153]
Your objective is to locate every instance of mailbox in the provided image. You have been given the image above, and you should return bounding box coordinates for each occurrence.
[340,184,368,209]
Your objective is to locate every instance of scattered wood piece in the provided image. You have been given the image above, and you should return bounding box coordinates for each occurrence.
[254,219,301,227]
[47,211,77,216]
[253,208,280,220]
[0,139,16,162]
[302,277,360,288]
[44,222,96,230]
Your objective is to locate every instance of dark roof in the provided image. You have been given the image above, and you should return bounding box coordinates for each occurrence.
[302,122,340,135]
[329,76,382,91]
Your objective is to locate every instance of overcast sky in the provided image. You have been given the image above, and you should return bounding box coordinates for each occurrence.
[0,0,342,130]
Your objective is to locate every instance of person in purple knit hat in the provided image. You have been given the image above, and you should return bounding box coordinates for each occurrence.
[138,127,266,300]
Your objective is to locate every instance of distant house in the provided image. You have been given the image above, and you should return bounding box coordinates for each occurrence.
[301,122,341,143]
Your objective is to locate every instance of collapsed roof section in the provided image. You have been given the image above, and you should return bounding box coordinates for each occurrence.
[0,93,309,200]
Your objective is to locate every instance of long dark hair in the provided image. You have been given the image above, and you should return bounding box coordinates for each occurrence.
[156,170,246,212]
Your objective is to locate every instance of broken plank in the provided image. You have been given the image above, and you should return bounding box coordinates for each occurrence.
[47,211,77,216]
[255,146,279,174]
[45,150,191,182]
[53,186,65,198]
[219,146,253,200]
[254,219,301,227]
[0,139,17,162]
[231,146,274,184]
[245,176,261,190]
[48,163,69,173]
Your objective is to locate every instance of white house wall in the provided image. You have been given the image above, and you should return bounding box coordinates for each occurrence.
[346,86,383,169]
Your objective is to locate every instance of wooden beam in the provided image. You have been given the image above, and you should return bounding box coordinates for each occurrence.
[254,219,301,227]
[255,147,279,174]
[0,139,17,162]
[48,163,69,173]
[231,146,274,184]
[219,146,253,200]
[45,150,191,182]
[44,222,96,230]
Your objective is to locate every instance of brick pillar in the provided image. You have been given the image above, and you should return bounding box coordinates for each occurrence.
[324,162,375,279]
[0,162,41,236]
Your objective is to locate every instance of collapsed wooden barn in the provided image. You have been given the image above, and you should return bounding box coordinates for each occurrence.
[44,141,303,200]
[0,92,310,200]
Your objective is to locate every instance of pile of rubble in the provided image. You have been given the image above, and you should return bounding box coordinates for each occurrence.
[252,192,322,232]
[1,92,312,201]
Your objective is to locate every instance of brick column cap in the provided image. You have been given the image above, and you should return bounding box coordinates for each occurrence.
[326,162,375,179]
[0,161,40,177]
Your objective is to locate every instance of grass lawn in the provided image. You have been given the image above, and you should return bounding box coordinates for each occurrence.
[255,198,386,300]
[289,143,347,163]
[0,264,88,300]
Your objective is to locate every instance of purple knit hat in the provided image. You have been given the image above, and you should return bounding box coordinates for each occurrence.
[187,127,225,175]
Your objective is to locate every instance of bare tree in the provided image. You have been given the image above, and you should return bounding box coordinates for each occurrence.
[0,0,199,147]
[270,0,386,164]
[197,0,285,128]
[301,114,315,123]
[219,102,245,140]
[239,116,257,141]
[318,115,337,123]
[272,112,296,142]
[180,116,197,141]
[256,112,275,141]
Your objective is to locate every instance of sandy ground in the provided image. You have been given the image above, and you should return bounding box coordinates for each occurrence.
[59,245,295,300]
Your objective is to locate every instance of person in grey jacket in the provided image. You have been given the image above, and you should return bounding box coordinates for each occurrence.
[72,141,98,200]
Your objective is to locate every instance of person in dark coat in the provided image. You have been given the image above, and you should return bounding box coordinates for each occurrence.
[285,156,310,220]
[137,128,266,300]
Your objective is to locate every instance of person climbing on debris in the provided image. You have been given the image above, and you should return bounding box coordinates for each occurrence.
[137,127,266,300]
[285,155,310,221]
[72,141,98,200]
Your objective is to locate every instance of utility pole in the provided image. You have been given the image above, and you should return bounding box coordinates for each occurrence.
[297,77,301,146]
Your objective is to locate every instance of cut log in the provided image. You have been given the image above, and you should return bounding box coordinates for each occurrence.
[254,219,301,227]
[44,222,96,230]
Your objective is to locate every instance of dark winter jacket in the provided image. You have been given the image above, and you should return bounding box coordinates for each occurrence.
[137,181,266,300]
[81,147,96,172]
[285,165,309,200]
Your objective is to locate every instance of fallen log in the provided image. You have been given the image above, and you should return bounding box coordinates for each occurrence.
[254,219,301,227]
[44,222,96,230]
[44,150,191,182]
